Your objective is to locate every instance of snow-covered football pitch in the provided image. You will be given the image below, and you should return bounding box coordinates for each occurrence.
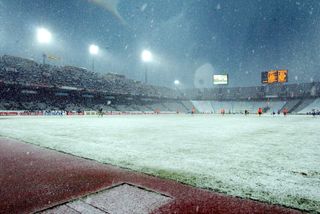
[0,114,319,212]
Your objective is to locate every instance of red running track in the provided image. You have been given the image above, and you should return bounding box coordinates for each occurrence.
[0,138,302,214]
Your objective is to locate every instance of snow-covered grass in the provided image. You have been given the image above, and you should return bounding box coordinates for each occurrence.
[0,114,319,212]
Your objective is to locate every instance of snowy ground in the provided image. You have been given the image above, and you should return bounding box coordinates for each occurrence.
[0,114,319,212]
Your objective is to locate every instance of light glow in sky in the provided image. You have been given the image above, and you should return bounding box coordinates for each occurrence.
[141,50,152,62]
[36,28,52,44]
[89,44,99,55]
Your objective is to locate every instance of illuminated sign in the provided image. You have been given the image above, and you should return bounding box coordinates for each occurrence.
[278,70,288,83]
[261,70,288,84]
[213,74,228,85]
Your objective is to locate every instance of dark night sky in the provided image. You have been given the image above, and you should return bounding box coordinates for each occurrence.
[1,0,320,88]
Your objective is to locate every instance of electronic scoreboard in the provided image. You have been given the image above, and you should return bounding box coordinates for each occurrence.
[261,70,288,84]
[213,74,228,85]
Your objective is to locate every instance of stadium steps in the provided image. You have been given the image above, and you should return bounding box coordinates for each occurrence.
[162,102,187,112]
[291,99,315,113]
[280,99,301,113]
[177,101,190,113]
[180,101,193,112]
[297,98,320,114]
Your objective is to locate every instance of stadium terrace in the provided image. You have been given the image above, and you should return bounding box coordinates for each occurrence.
[0,55,320,115]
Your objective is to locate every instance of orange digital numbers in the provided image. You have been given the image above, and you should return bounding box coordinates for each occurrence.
[278,70,288,83]
[262,70,288,84]
[268,70,278,84]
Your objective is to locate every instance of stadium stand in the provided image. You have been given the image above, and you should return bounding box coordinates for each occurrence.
[279,99,300,113]
[191,101,214,113]
[0,55,181,99]
[1,55,320,114]
[297,98,320,114]
[190,100,286,114]
[181,101,194,113]
[267,101,287,113]
[292,99,316,113]
[162,101,189,112]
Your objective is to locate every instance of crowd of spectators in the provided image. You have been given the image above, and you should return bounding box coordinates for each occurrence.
[0,79,186,112]
[0,86,188,112]
[0,55,181,99]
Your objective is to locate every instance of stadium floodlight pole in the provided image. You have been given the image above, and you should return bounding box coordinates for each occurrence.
[42,53,47,64]
[36,27,52,65]
[92,57,95,72]
[89,44,99,72]
[141,50,152,84]
[174,80,183,98]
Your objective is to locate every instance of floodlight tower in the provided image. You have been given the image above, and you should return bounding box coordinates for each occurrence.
[174,79,183,98]
[89,44,99,72]
[174,79,181,92]
[141,50,152,84]
[36,27,52,64]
